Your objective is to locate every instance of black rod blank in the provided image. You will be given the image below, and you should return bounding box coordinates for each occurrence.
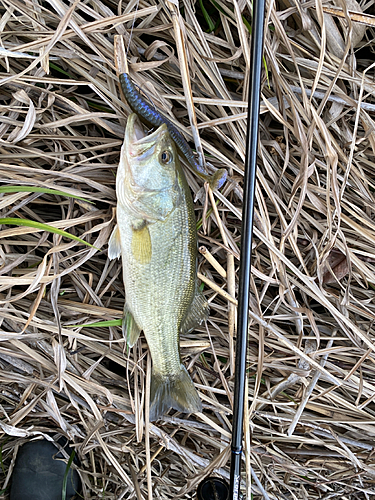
[229,0,266,497]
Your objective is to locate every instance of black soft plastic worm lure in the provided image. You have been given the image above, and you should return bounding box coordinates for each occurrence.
[120,73,227,190]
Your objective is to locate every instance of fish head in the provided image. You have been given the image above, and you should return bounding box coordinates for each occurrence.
[117,113,182,221]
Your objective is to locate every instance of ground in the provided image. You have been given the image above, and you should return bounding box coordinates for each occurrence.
[1,0,375,498]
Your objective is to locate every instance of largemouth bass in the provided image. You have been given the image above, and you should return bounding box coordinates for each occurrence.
[119,73,227,190]
[108,113,209,421]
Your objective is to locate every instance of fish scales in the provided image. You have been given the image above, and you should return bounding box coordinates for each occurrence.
[117,185,195,374]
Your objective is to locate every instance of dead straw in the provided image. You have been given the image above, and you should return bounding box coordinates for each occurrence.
[1,0,375,497]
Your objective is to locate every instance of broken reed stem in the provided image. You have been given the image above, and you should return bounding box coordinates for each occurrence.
[199,246,227,279]
[207,186,236,375]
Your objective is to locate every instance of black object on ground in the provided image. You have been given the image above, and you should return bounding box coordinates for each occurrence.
[10,438,80,500]
[229,0,266,497]
[197,476,229,500]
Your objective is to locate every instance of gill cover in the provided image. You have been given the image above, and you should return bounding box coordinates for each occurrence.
[117,114,182,222]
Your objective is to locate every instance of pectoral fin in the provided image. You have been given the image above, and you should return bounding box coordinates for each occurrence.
[108,224,121,260]
[131,222,152,264]
[181,289,209,334]
[123,304,141,347]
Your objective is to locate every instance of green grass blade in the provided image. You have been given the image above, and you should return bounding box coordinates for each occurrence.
[196,199,220,230]
[85,101,114,112]
[209,0,229,17]
[67,319,122,328]
[0,218,97,249]
[0,439,7,475]
[198,0,216,32]
[263,56,270,88]
[49,62,73,78]
[62,449,76,500]
[0,186,94,204]
[242,14,252,33]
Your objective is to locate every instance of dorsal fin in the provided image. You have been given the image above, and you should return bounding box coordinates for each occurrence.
[181,288,209,334]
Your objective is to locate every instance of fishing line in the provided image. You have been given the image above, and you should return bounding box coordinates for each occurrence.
[122,0,162,131]
[125,0,140,60]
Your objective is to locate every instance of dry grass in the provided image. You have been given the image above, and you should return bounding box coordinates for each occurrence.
[1,0,375,498]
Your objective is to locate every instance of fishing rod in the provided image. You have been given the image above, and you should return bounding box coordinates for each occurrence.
[197,0,266,496]
[229,0,266,497]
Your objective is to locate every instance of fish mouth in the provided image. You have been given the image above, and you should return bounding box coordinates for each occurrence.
[125,113,168,157]
[126,113,145,144]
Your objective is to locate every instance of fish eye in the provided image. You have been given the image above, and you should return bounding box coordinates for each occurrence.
[160,150,173,164]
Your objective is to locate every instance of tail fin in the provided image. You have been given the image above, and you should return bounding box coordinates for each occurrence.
[149,365,202,421]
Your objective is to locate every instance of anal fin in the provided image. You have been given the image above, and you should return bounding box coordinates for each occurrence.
[181,289,209,334]
[123,304,141,348]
